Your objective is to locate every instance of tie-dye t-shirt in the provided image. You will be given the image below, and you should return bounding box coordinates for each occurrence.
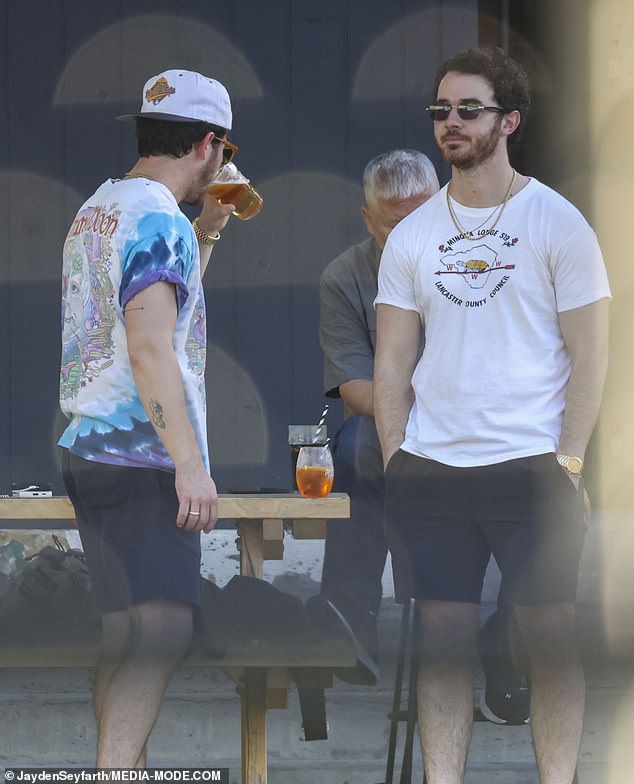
[59,178,209,472]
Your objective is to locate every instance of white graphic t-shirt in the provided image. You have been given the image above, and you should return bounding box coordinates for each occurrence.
[375,178,611,467]
[59,178,209,471]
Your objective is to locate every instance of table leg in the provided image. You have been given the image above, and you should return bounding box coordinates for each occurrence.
[241,667,268,784]
[237,520,264,579]
[237,520,267,783]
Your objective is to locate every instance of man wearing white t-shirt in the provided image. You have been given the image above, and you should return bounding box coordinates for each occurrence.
[374,47,610,784]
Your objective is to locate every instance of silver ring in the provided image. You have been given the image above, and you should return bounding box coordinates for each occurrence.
[188,511,201,516]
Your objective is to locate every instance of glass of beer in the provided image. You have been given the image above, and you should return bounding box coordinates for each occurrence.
[295,445,334,499]
[208,162,263,221]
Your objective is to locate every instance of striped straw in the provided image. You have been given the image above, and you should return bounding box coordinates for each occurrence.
[317,404,330,445]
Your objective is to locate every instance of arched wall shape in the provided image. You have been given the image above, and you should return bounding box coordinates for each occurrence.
[352,7,479,102]
[54,14,263,108]
[352,6,552,103]
[0,171,85,283]
[206,170,366,291]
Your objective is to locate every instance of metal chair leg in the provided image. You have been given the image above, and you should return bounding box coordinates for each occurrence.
[381,599,426,784]
[400,605,421,784]
[384,600,412,784]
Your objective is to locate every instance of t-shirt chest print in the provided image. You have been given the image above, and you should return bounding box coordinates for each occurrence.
[434,230,519,308]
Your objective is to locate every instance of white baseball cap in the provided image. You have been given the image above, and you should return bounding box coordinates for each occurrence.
[117,69,232,129]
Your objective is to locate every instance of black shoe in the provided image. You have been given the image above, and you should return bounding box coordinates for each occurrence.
[479,667,530,725]
[305,595,379,685]
[478,610,530,725]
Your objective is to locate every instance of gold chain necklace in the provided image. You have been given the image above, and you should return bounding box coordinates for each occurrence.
[446,169,516,241]
[122,172,158,182]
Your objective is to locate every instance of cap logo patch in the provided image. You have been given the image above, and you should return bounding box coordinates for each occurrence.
[145,77,176,106]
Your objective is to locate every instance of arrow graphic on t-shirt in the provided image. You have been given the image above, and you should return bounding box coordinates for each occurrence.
[434,265,515,276]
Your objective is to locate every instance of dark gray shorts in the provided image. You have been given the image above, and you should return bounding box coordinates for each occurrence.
[62,450,201,614]
[384,451,585,605]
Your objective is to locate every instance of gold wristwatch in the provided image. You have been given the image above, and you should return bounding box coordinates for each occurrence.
[556,454,584,476]
[192,217,221,245]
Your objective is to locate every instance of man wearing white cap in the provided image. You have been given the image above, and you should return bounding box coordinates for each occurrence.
[59,69,237,767]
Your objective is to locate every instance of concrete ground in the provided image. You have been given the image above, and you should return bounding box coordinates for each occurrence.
[1,508,633,783]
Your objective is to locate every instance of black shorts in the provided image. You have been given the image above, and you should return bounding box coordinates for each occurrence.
[384,451,585,605]
[61,450,201,614]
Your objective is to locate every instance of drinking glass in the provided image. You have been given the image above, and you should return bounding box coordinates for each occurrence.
[208,162,263,220]
[295,445,334,498]
[288,424,327,491]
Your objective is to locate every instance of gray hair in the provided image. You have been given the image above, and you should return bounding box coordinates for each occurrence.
[363,149,439,203]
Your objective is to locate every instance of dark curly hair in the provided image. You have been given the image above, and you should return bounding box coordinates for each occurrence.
[433,47,530,144]
[135,117,229,158]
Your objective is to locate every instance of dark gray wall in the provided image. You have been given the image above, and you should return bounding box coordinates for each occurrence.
[0,0,478,494]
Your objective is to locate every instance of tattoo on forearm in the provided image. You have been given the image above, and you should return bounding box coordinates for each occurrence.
[149,399,166,429]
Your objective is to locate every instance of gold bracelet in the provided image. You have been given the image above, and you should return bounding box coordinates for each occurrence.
[192,217,221,245]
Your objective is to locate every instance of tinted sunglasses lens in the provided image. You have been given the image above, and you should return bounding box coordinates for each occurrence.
[427,105,482,121]
[457,105,482,120]
[428,106,450,121]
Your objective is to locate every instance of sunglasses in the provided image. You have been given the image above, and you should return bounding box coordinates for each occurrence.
[215,136,239,165]
[427,103,506,121]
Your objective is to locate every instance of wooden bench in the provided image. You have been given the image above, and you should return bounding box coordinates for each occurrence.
[0,494,352,784]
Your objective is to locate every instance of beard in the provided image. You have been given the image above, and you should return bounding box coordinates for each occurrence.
[183,157,221,205]
[439,119,501,170]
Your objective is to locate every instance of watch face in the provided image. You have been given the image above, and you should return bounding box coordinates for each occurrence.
[567,456,583,474]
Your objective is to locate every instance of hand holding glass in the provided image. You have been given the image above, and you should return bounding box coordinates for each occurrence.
[295,445,334,498]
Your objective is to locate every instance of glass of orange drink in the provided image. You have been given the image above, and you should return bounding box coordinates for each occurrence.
[295,445,334,498]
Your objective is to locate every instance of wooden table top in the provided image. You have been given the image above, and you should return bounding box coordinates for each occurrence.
[0,493,349,521]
